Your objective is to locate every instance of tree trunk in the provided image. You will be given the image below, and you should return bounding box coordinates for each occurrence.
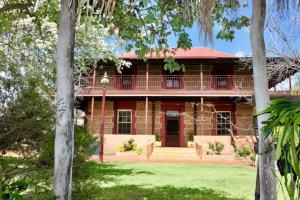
[54,0,77,199]
[250,1,276,199]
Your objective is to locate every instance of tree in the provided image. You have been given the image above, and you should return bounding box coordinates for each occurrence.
[257,99,300,200]
[54,1,249,199]
[250,1,277,199]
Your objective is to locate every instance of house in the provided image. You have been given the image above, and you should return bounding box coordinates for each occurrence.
[76,47,297,161]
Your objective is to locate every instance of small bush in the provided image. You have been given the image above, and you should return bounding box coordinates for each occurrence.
[207,141,225,155]
[235,146,252,159]
[117,139,137,152]
[155,133,161,141]
[185,131,194,141]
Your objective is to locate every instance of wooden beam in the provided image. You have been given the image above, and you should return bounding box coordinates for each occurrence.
[193,102,197,135]
[152,101,155,135]
[145,96,148,134]
[91,97,95,133]
[201,97,204,135]
[200,64,203,90]
[145,63,149,134]
[146,63,149,91]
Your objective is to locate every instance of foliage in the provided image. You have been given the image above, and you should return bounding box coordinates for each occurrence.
[0,83,53,155]
[185,130,195,141]
[155,133,162,141]
[164,57,185,73]
[235,146,252,159]
[2,125,97,200]
[2,180,30,200]
[0,0,131,102]
[257,99,300,199]
[117,139,143,155]
[207,141,225,155]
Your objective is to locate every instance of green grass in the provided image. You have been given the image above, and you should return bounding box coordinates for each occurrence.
[4,157,286,200]
[87,162,257,200]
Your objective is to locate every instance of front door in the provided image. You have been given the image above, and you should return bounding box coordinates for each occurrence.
[166,116,180,147]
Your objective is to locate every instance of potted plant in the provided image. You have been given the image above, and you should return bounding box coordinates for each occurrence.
[185,130,194,147]
[155,133,162,147]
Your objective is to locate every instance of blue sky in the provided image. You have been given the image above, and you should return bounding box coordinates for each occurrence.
[167,1,300,57]
[167,2,253,56]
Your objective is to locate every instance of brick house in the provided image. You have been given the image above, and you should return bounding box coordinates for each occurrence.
[76,47,296,160]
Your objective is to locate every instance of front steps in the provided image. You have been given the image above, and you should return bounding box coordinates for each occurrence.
[150,147,200,161]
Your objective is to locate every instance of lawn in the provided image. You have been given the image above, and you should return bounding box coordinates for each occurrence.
[4,158,287,200]
[88,162,257,200]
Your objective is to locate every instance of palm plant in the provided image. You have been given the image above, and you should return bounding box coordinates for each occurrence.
[257,99,300,200]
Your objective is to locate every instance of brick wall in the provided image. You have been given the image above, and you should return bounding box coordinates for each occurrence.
[87,100,114,134]
[184,102,194,136]
[235,103,255,135]
[85,99,254,137]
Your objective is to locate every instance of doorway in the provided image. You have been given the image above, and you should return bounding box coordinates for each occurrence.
[165,112,180,147]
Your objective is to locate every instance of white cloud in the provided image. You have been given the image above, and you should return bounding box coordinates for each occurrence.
[234,50,245,57]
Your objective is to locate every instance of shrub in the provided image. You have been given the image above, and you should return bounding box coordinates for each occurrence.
[117,139,143,155]
[2,180,30,200]
[123,138,137,151]
[235,146,252,159]
[185,131,194,141]
[155,133,161,141]
[207,141,225,155]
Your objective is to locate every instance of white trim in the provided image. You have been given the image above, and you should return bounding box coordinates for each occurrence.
[117,109,132,134]
[216,111,232,135]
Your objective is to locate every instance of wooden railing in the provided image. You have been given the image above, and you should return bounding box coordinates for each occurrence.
[76,75,298,95]
[80,75,254,90]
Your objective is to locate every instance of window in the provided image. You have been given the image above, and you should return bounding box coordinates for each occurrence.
[216,111,231,135]
[117,110,132,134]
[166,77,180,89]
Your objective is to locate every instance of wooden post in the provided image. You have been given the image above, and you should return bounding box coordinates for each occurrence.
[193,102,197,136]
[91,97,95,132]
[99,89,106,163]
[201,97,204,135]
[90,69,96,133]
[146,63,149,90]
[152,101,155,135]
[145,63,149,134]
[92,68,96,89]
[145,97,148,134]
[200,64,203,90]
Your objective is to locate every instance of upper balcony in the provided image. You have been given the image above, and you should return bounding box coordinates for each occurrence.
[76,75,299,97]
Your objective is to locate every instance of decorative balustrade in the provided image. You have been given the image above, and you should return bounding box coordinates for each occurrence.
[76,74,298,95]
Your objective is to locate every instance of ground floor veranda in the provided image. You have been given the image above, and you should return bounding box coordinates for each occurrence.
[78,97,257,159]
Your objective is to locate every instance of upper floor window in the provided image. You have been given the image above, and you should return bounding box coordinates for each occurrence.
[216,111,231,135]
[163,70,183,89]
[117,110,132,134]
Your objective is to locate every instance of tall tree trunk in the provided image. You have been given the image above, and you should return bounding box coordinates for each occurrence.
[250,1,276,199]
[54,0,77,199]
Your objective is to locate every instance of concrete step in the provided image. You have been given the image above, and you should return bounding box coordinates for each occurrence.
[150,155,201,161]
[150,147,200,161]
[153,147,195,153]
[152,153,197,157]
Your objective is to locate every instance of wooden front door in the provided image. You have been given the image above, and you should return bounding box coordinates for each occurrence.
[165,115,180,147]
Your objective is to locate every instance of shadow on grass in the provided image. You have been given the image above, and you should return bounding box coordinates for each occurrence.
[92,185,243,200]
[88,162,154,182]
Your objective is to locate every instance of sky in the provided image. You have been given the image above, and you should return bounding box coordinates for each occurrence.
[167,2,253,57]
[167,1,299,57]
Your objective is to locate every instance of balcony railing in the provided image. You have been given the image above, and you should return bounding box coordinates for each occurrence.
[76,75,299,95]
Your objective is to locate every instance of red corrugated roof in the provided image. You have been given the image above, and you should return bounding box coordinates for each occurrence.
[119,47,236,59]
